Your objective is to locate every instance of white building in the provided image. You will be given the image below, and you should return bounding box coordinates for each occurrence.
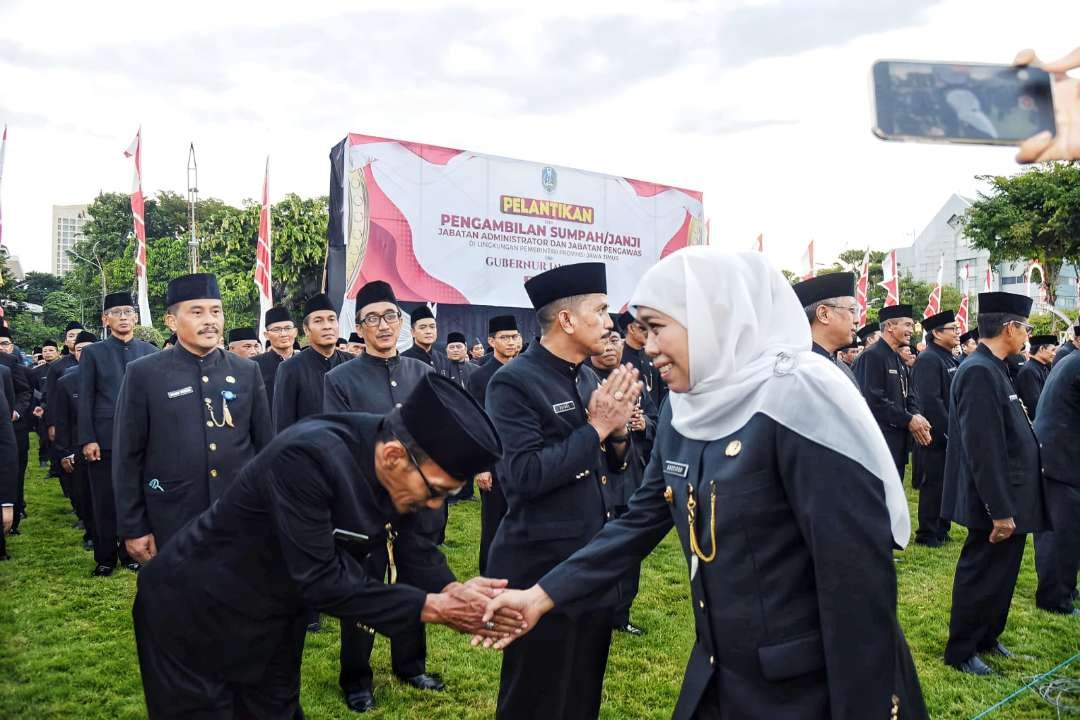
[51,204,89,276]
[895,194,1078,311]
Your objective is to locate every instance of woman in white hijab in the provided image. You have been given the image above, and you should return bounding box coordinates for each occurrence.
[480,248,927,719]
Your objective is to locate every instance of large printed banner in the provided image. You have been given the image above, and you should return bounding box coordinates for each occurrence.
[326,133,704,317]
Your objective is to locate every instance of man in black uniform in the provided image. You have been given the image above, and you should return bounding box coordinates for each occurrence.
[0,327,32,534]
[132,374,519,720]
[112,274,272,565]
[466,315,522,573]
[226,327,261,359]
[0,361,17,559]
[942,292,1049,675]
[959,329,979,361]
[444,332,475,388]
[857,321,881,347]
[910,310,960,547]
[53,331,100,551]
[486,262,641,720]
[1052,325,1079,365]
[30,339,58,469]
[792,272,859,386]
[347,332,365,357]
[1033,349,1080,616]
[401,304,449,375]
[1015,334,1056,420]
[273,293,352,434]
[44,321,83,472]
[323,279,445,711]
[619,310,665,409]
[254,307,297,420]
[78,292,157,575]
[854,305,932,478]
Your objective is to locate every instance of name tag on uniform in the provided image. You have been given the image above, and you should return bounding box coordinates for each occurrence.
[552,401,576,414]
[1008,394,1018,401]
[663,461,690,478]
[947,367,957,373]
[888,369,898,375]
[167,386,194,399]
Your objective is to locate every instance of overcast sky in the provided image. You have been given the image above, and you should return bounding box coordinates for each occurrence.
[1,0,1076,276]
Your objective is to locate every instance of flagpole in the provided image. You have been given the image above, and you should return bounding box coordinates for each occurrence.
[187,144,199,273]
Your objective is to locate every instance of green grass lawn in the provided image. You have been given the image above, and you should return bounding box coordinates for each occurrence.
[1,438,1077,719]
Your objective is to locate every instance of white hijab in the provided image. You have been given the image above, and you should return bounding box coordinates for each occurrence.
[630,247,911,548]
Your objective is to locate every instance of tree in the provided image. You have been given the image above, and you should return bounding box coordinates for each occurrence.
[42,291,81,328]
[963,162,1080,308]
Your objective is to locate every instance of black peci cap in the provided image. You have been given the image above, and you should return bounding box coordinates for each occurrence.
[355,280,397,315]
[166,333,178,346]
[488,315,518,335]
[166,273,221,306]
[265,307,292,327]
[228,328,259,343]
[616,311,637,332]
[303,293,336,318]
[922,310,956,333]
[959,329,979,344]
[348,332,363,344]
[446,332,467,346]
[792,272,856,308]
[879,305,913,322]
[0,327,10,339]
[1029,335,1057,348]
[856,322,879,340]
[103,291,135,311]
[524,262,606,310]
[398,374,503,478]
[410,305,435,326]
[41,340,57,349]
[65,321,84,333]
[74,331,99,345]
[335,337,348,347]
[978,292,1032,317]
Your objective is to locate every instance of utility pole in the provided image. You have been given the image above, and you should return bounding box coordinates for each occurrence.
[187,143,199,272]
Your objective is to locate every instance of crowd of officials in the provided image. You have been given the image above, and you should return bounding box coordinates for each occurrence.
[0,249,1077,719]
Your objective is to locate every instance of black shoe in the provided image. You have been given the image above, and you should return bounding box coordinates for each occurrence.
[914,537,944,548]
[306,621,321,634]
[987,643,1012,658]
[614,622,646,636]
[344,690,376,713]
[7,527,19,536]
[124,562,141,573]
[954,656,993,675]
[82,539,94,551]
[91,564,115,577]
[401,673,445,691]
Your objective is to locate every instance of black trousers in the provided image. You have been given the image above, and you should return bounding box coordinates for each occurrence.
[496,609,613,720]
[70,462,96,543]
[10,426,28,531]
[87,453,131,567]
[1035,479,1080,613]
[914,448,950,543]
[134,593,307,720]
[944,529,1026,665]
[612,563,642,628]
[339,545,426,694]
[478,480,507,575]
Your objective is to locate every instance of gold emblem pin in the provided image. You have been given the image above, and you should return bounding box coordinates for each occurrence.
[225,376,236,384]
[663,486,674,504]
[725,440,742,457]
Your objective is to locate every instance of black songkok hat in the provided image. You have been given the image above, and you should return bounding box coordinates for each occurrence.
[1029,335,1057,348]
[446,331,468,346]
[355,280,397,314]
[348,332,363,344]
[32,346,42,354]
[410,305,435,326]
[856,322,880,340]
[1073,325,1080,336]
[398,374,503,478]
[335,337,348,347]
[303,293,336,318]
[879,305,913,322]
[228,327,258,343]
[959,329,978,344]
[103,291,134,311]
[166,333,178,346]
[41,340,57,349]
[978,292,1032,317]
[65,321,84,332]
[792,272,856,308]
[74,331,98,345]
[0,327,10,339]
[922,310,955,333]
[264,307,292,327]
[488,315,518,335]
[616,311,637,332]
[524,262,606,310]
[166,273,221,306]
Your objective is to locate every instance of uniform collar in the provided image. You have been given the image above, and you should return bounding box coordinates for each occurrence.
[811,342,835,360]
[974,342,1010,371]
[173,342,223,367]
[529,342,583,379]
[360,351,399,369]
[105,334,136,348]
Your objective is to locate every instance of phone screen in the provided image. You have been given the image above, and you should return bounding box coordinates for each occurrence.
[872,61,1055,145]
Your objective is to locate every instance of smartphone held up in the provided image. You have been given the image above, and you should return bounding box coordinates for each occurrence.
[871,60,1056,146]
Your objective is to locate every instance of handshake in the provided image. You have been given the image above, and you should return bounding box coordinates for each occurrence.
[421,577,556,650]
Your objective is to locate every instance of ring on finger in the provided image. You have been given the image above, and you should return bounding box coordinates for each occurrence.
[484,621,495,631]
[613,391,624,401]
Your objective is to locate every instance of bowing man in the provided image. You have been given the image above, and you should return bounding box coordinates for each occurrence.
[482,249,926,720]
[113,273,273,564]
[131,374,519,720]
[791,271,859,387]
[941,292,1049,675]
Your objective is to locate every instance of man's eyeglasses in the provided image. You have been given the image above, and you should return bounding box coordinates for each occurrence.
[0,340,13,349]
[360,310,402,327]
[106,308,138,318]
[393,432,461,500]
[940,324,960,333]
[1004,320,1033,335]
[266,325,296,335]
[822,304,858,315]
[493,333,521,342]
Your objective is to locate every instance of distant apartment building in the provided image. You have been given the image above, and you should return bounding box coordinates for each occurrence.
[52,203,89,276]
[895,193,1078,312]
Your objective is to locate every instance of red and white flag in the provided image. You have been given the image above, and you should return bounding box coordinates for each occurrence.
[124,128,152,326]
[956,294,970,335]
[878,249,899,307]
[799,239,815,280]
[855,249,870,325]
[923,254,944,319]
[982,266,993,292]
[0,125,6,249]
[753,233,763,253]
[255,157,273,336]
